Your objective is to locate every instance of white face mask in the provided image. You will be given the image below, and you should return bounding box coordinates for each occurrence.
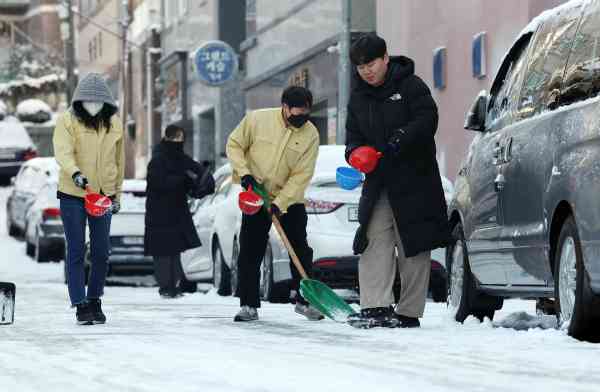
[82,101,104,117]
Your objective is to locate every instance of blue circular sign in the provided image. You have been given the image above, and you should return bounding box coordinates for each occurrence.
[194,41,239,86]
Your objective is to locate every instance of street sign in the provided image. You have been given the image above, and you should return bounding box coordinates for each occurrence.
[193,41,239,86]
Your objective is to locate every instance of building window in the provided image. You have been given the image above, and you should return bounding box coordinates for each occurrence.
[98,32,102,58]
[433,47,447,90]
[472,32,487,79]
[89,41,93,61]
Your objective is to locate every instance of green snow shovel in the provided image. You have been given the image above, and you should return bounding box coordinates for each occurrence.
[271,214,355,322]
[0,282,15,325]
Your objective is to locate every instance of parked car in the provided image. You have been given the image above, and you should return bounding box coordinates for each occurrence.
[63,180,152,283]
[0,118,38,184]
[182,146,454,303]
[6,157,57,238]
[447,0,600,342]
[24,179,65,263]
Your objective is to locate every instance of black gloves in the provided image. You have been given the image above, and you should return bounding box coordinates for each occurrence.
[352,225,369,255]
[111,199,121,214]
[387,129,406,156]
[241,174,258,191]
[72,172,88,190]
[269,203,282,218]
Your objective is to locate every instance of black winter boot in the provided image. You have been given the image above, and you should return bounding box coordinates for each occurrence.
[76,303,94,325]
[392,312,420,328]
[88,298,106,324]
[347,307,399,329]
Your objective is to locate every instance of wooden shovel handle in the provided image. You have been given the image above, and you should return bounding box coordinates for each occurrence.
[271,214,309,280]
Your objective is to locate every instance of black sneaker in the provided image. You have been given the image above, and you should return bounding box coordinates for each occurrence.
[88,298,106,324]
[392,312,420,328]
[347,307,399,329]
[75,303,94,325]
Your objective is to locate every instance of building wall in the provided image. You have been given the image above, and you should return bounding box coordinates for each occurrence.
[376,0,568,180]
[245,0,342,81]
[77,0,121,78]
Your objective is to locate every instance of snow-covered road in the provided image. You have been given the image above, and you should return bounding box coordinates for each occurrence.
[0,186,598,392]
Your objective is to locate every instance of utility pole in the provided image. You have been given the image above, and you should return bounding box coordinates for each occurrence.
[336,0,351,145]
[119,0,130,131]
[146,20,161,159]
[60,0,78,105]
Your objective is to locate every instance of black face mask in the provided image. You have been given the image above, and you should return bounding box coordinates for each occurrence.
[288,113,310,128]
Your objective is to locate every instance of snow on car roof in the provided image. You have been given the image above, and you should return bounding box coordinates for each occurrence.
[122,179,147,193]
[16,99,52,116]
[0,118,34,148]
[23,157,59,175]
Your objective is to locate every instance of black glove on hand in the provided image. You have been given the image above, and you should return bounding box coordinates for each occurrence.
[72,172,88,190]
[241,175,258,191]
[185,169,199,181]
[269,203,282,218]
[352,225,369,255]
[109,196,120,215]
[387,129,406,156]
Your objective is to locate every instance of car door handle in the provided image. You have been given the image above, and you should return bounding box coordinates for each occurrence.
[504,137,513,162]
[494,173,506,192]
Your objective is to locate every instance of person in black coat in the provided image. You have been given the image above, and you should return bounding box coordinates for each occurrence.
[144,125,215,297]
[345,34,451,328]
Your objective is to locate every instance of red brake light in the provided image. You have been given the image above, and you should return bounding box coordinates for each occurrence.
[23,148,38,161]
[315,259,337,268]
[43,207,61,220]
[431,260,443,270]
[305,199,342,214]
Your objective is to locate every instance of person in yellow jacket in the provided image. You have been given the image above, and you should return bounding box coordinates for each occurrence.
[226,86,322,322]
[53,73,124,325]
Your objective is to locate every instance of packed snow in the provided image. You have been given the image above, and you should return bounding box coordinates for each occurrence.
[16,99,52,117]
[0,185,599,392]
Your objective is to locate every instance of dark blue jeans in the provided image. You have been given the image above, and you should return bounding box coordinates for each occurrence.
[60,198,112,306]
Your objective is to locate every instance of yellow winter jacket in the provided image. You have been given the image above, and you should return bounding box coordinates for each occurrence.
[226,108,319,213]
[53,111,125,201]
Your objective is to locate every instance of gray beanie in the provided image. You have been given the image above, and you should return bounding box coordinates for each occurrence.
[71,72,117,109]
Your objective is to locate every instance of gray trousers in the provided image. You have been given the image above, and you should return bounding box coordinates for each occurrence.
[359,193,431,318]
[153,254,183,292]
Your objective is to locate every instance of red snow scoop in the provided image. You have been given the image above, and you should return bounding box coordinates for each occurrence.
[349,146,383,174]
[238,185,264,215]
[0,282,15,325]
[84,186,112,217]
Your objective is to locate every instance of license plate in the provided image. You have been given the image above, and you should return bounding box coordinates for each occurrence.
[347,206,359,222]
[122,236,144,245]
[0,152,15,160]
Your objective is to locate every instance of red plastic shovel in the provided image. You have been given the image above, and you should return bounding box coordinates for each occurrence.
[84,186,112,217]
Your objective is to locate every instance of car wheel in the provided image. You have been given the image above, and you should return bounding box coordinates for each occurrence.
[6,214,18,237]
[230,239,240,297]
[213,240,232,296]
[447,222,503,322]
[26,240,35,257]
[260,243,290,303]
[430,267,448,303]
[554,216,600,342]
[34,230,51,263]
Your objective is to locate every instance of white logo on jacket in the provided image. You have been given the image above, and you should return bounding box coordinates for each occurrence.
[388,93,402,101]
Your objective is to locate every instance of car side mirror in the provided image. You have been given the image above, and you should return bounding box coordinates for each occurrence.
[464,91,488,132]
[9,177,15,186]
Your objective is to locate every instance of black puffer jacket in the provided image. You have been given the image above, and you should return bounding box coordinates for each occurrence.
[345,56,451,257]
[144,140,210,256]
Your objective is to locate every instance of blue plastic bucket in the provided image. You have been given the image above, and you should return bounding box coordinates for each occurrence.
[336,166,363,190]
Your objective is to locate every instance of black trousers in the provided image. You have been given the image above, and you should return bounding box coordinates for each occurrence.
[153,254,183,294]
[238,203,313,308]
